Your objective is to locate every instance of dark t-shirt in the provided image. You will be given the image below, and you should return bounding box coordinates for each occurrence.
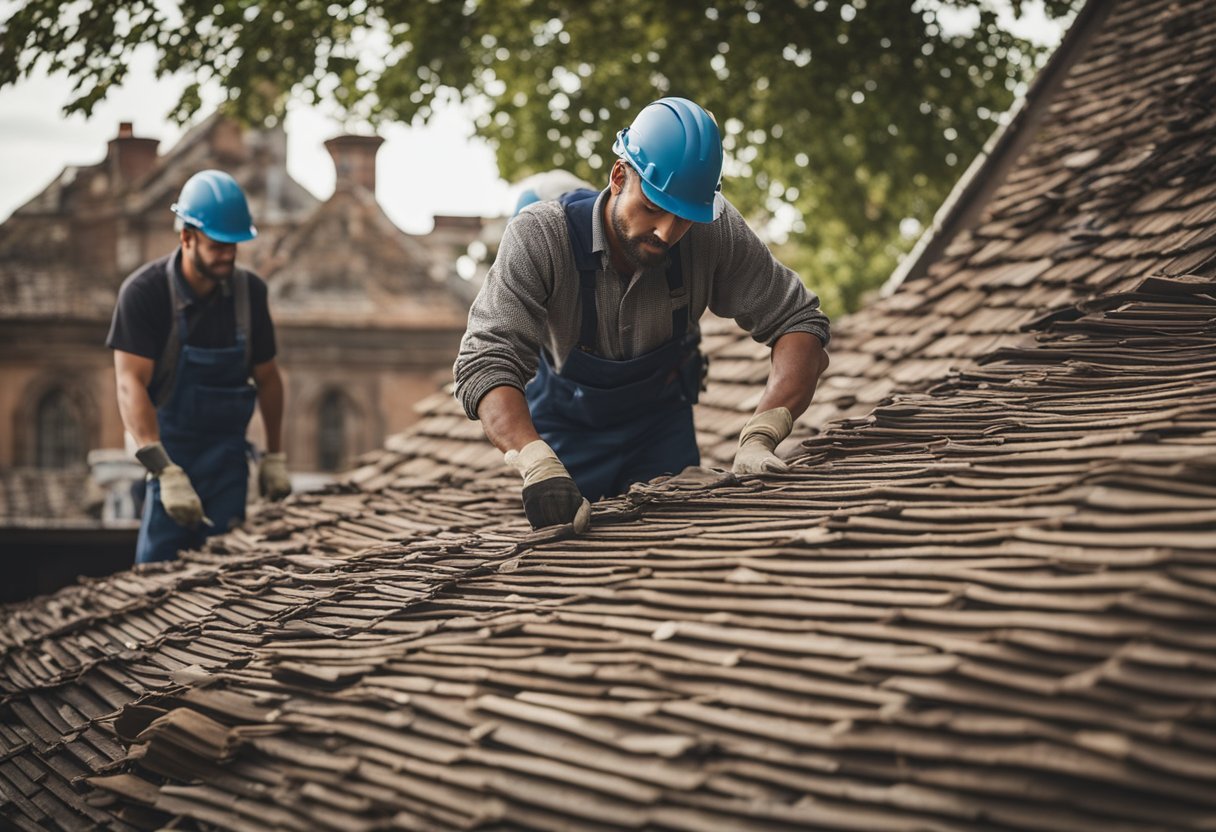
[106,249,276,366]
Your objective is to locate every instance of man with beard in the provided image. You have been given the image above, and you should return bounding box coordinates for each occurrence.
[455,97,830,533]
[108,170,291,563]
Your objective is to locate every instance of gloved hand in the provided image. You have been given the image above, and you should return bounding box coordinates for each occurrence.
[159,464,208,528]
[732,407,794,475]
[136,441,209,528]
[258,452,292,501]
[504,439,591,533]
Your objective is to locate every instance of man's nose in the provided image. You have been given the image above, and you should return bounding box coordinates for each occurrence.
[654,213,692,245]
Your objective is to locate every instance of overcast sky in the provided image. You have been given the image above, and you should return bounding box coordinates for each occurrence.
[0,44,514,234]
[0,3,1064,236]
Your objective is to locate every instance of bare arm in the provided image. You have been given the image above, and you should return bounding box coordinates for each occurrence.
[114,350,160,447]
[753,332,830,419]
[251,359,285,453]
[476,385,541,453]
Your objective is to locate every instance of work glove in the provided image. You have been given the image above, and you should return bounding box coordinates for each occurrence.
[504,439,591,533]
[732,407,794,475]
[258,452,292,501]
[136,441,210,529]
[159,465,208,528]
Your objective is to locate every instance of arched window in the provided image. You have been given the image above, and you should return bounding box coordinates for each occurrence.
[317,391,346,472]
[36,389,85,469]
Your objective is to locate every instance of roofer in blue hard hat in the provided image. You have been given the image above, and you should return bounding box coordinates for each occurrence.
[455,97,831,533]
[107,169,292,564]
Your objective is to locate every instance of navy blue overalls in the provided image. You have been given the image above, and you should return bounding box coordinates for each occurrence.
[524,189,704,501]
[135,260,257,564]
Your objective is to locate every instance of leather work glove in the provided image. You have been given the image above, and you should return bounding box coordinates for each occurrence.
[136,442,210,525]
[504,439,591,533]
[732,407,795,475]
[159,465,208,528]
[258,452,292,501]
[136,441,210,528]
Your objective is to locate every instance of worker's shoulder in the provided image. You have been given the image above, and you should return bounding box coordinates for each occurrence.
[238,267,269,293]
[120,251,172,284]
[116,252,173,304]
[503,201,573,263]
[511,199,569,237]
[686,197,751,245]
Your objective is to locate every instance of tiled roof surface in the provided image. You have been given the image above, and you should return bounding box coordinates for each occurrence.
[4,0,1216,829]
[801,0,1216,430]
[2,275,1214,831]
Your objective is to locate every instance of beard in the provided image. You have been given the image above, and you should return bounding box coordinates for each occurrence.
[192,247,235,284]
[611,193,670,270]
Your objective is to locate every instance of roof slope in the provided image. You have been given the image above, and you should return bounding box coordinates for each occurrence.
[2,275,1215,831]
[5,0,1216,829]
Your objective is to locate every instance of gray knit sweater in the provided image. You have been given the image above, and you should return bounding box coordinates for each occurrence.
[453,190,830,420]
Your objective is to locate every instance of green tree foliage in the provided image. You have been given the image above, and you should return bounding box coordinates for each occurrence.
[2,0,1080,314]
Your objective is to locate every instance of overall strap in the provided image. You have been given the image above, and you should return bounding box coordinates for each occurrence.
[559,188,604,353]
[666,244,688,339]
[151,267,254,407]
[232,268,252,374]
[559,187,691,352]
[152,267,187,408]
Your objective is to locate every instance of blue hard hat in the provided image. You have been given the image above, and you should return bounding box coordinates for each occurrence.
[612,97,724,223]
[171,170,257,243]
[513,188,542,217]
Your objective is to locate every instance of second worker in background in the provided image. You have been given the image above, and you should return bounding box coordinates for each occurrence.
[108,170,292,564]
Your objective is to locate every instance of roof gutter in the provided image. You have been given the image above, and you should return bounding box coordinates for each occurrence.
[882,0,1114,297]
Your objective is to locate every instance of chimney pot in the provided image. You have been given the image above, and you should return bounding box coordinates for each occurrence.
[107,122,160,189]
[325,134,385,195]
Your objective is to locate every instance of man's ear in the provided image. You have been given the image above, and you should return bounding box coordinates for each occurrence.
[180,228,192,249]
[609,160,627,195]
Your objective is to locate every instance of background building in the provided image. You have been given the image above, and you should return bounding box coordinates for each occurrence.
[0,114,487,594]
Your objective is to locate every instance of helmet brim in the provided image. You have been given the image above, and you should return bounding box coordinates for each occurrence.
[202,225,258,244]
[173,206,258,244]
[637,176,717,224]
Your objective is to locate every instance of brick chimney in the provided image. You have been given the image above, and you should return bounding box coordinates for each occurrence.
[324,134,384,194]
[106,122,160,187]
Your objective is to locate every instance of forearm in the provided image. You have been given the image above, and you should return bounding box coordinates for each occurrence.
[487,385,589,532]
[256,368,285,453]
[476,385,541,453]
[754,331,829,419]
[116,372,160,447]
